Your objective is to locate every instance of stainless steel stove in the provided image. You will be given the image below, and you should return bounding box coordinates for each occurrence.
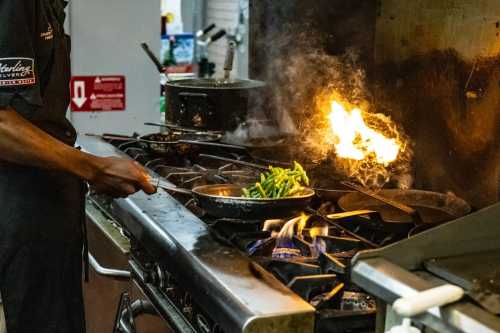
[80,133,405,333]
[80,134,315,333]
[81,132,480,333]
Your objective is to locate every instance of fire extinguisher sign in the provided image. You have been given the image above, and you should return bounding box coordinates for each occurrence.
[70,75,126,112]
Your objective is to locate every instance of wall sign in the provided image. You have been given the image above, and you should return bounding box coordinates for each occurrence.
[70,75,126,112]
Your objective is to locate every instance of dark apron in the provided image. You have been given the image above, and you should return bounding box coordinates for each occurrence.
[0,2,86,332]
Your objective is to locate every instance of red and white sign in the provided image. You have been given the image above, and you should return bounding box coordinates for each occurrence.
[70,75,126,112]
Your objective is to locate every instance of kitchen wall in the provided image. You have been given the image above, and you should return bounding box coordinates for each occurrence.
[68,0,161,135]
[373,0,500,208]
[183,0,205,33]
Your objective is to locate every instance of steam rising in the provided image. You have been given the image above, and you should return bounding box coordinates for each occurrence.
[239,8,415,188]
[261,44,413,188]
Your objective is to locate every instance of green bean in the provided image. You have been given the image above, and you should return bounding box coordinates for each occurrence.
[243,162,309,199]
[255,183,267,198]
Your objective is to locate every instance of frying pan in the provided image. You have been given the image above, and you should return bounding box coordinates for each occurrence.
[145,122,223,135]
[196,154,350,201]
[87,131,221,156]
[155,181,315,220]
[338,189,471,232]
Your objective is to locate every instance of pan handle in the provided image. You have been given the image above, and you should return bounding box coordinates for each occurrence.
[140,42,165,74]
[144,122,223,135]
[223,41,237,81]
[150,178,193,196]
[198,154,268,170]
[85,133,138,142]
[341,181,423,224]
[178,141,247,151]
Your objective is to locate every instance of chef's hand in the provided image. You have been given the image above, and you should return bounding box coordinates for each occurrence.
[88,157,157,198]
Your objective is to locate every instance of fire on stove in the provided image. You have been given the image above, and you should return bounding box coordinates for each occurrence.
[299,91,414,190]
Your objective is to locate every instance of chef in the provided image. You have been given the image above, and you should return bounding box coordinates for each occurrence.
[0,1,156,332]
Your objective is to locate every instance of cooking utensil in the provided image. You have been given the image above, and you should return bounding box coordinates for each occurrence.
[141,40,266,132]
[141,42,167,76]
[165,78,266,132]
[86,131,221,156]
[198,154,351,201]
[196,23,216,39]
[223,41,236,81]
[141,38,259,131]
[342,181,423,224]
[338,189,471,228]
[144,122,223,136]
[154,180,315,220]
[424,250,500,315]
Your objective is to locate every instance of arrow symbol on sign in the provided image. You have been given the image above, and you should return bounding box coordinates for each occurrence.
[72,81,87,108]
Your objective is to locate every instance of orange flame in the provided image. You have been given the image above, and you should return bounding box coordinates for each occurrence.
[328,101,401,165]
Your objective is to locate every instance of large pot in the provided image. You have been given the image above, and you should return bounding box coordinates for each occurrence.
[165,78,266,132]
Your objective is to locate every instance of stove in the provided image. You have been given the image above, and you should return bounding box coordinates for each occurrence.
[79,134,437,333]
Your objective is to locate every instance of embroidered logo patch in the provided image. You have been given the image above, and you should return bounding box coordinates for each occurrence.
[0,58,36,86]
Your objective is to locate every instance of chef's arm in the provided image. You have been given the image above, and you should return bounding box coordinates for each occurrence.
[0,108,156,197]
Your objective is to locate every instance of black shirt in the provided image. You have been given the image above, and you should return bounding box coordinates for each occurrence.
[0,0,75,145]
[0,2,86,332]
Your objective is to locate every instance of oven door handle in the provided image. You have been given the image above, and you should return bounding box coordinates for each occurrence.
[88,253,131,278]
